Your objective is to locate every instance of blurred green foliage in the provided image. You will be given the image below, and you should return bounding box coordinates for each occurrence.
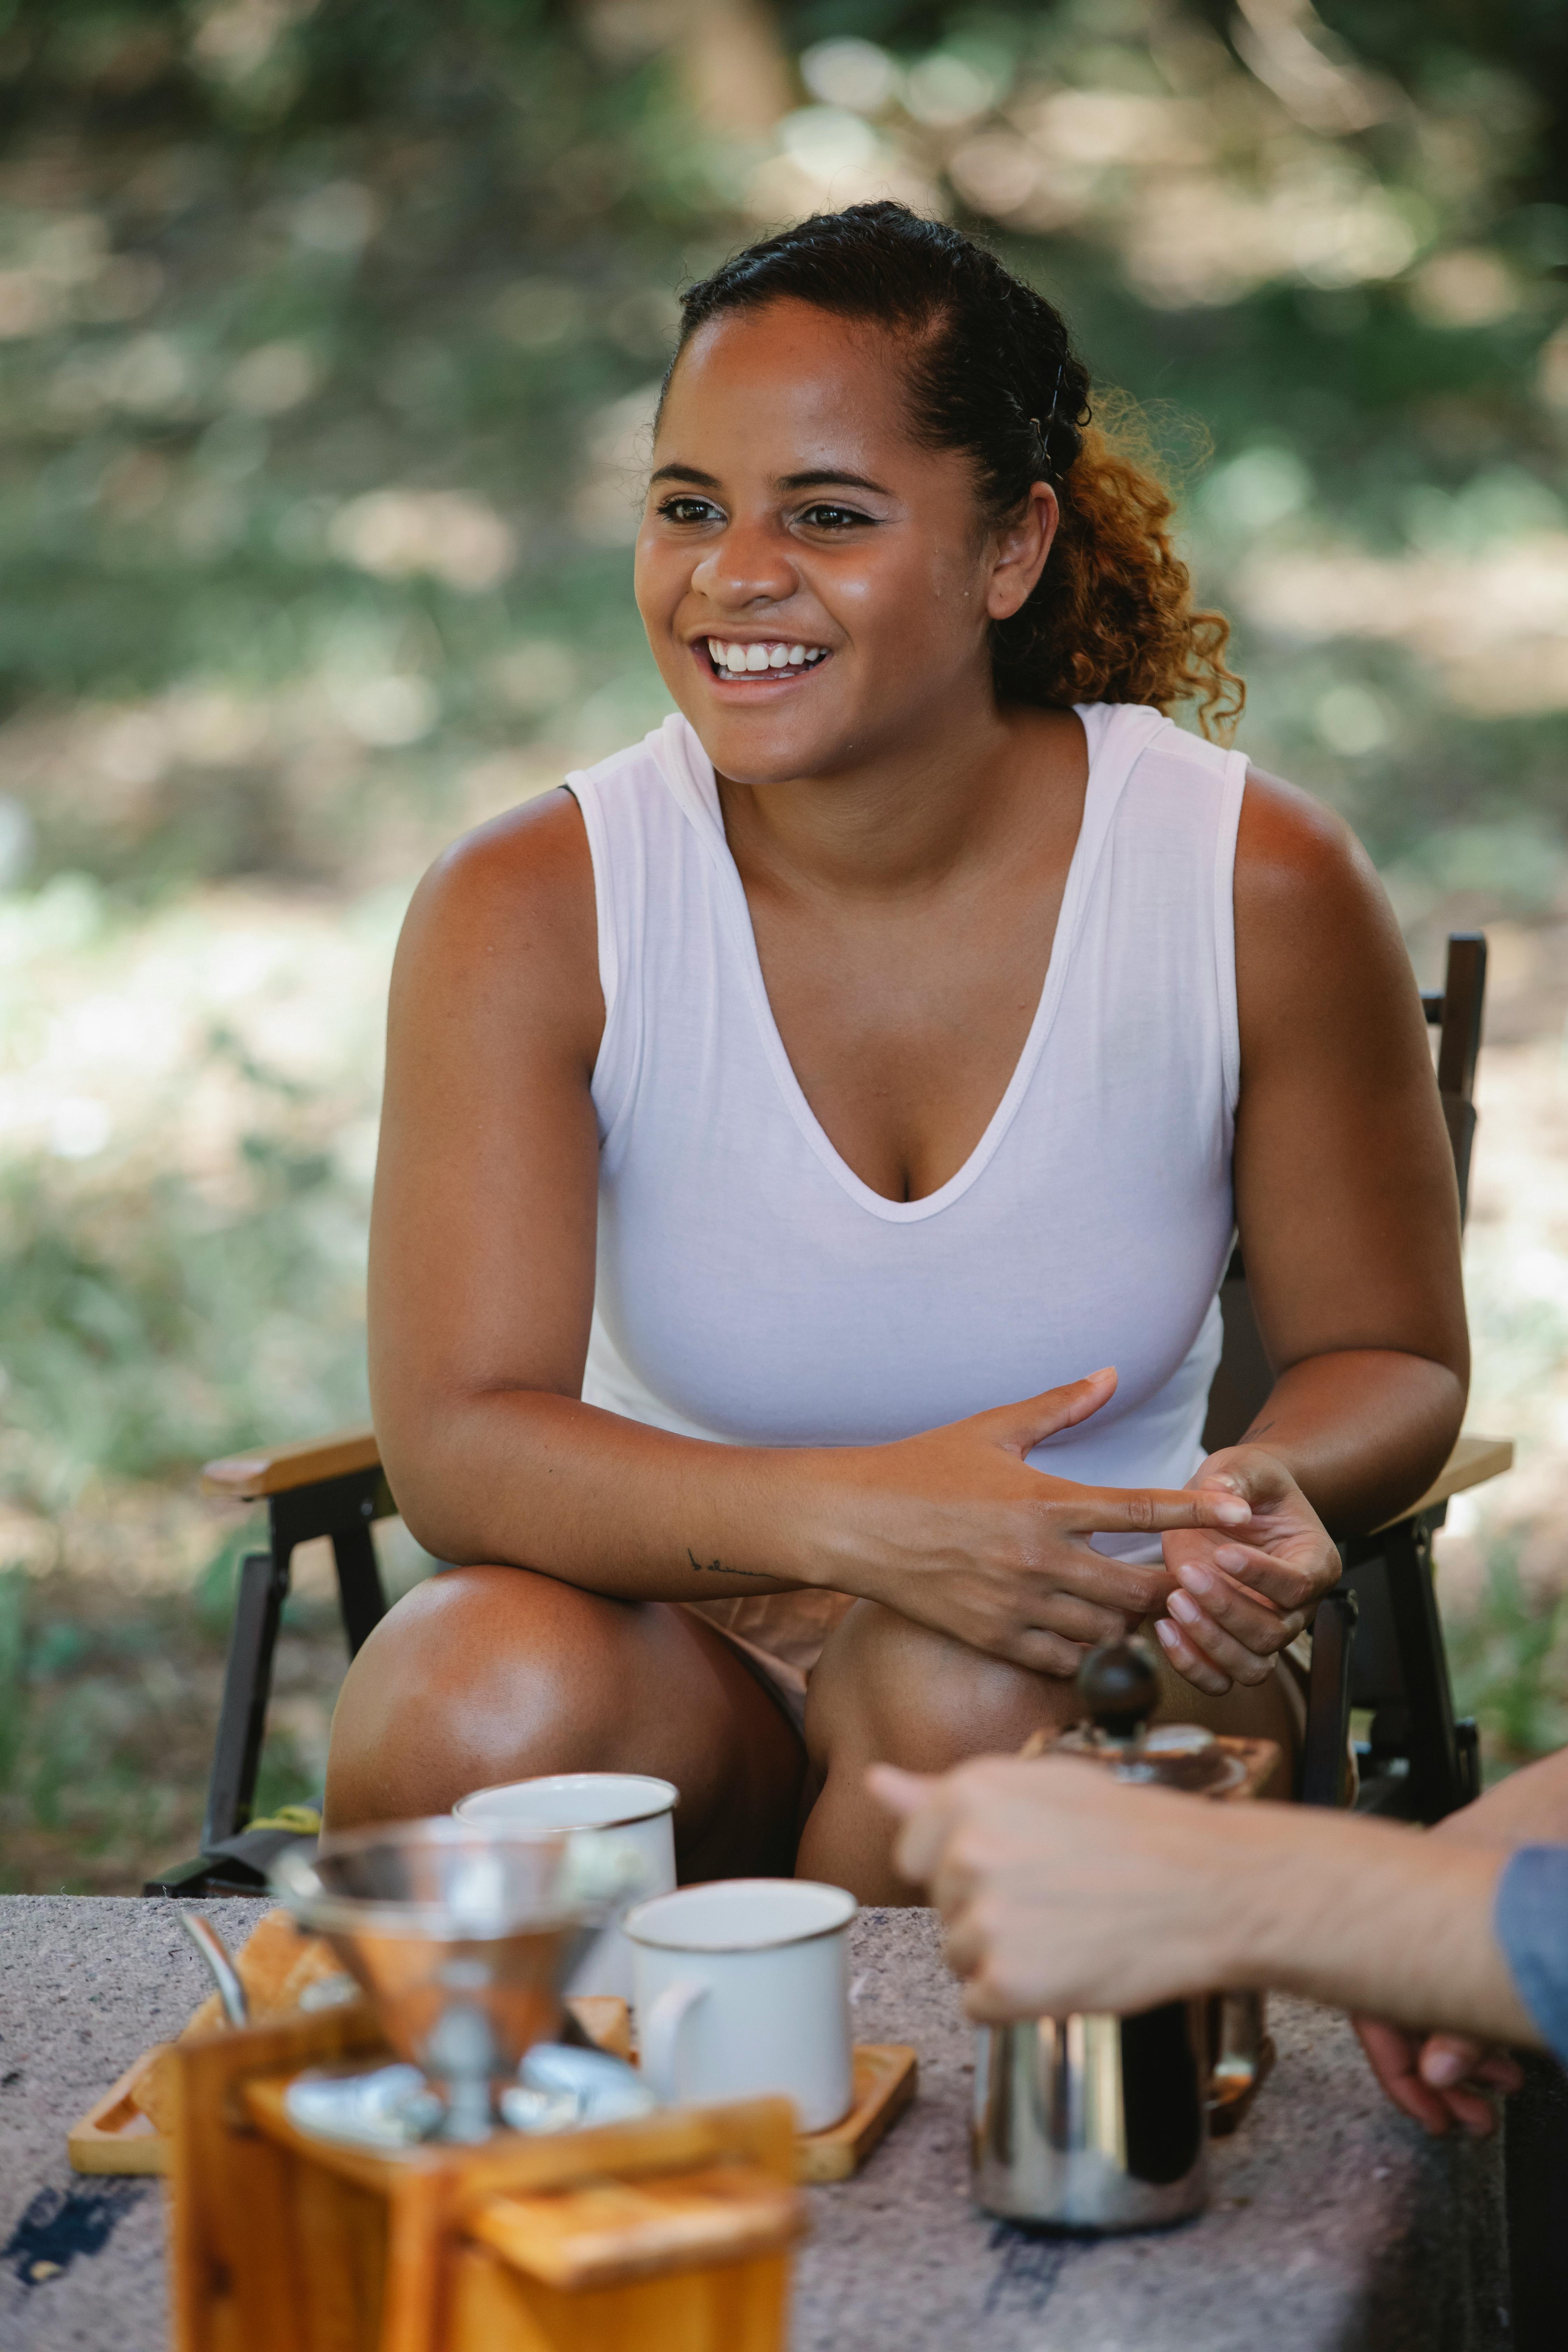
[1451,1541,1568,1770]
[0,0,1558,903]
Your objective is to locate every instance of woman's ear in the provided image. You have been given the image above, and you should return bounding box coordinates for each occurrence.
[986,483,1058,622]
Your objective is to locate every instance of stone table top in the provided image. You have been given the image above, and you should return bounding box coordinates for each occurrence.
[0,1896,1506,2351]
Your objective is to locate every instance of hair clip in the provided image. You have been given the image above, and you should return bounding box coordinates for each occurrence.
[1035,355,1068,470]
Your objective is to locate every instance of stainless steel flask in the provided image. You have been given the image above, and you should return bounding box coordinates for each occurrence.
[971,1640,1279,2233]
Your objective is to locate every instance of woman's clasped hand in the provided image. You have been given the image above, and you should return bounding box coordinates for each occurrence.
[809,1365,1339,1690]
[1155,1442,1345,1695]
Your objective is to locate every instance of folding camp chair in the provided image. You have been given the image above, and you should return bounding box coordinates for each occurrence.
[144,933,1510,1893]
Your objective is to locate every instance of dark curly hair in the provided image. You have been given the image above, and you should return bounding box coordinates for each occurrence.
[663,202,1243,738]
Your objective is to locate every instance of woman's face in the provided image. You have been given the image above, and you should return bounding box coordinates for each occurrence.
[635,299,1052,786]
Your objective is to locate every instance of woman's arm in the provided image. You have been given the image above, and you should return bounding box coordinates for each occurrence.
[1152,770,1469,1697]
[369,794,1247,1668]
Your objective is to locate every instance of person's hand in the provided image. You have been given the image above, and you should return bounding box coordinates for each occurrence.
[1153,1444,1341,1697]
[1351,2015,1522,2138]
[867,1753,1244,2016]
[815,1369,1254,1678]
[1350,1795,1528,2136]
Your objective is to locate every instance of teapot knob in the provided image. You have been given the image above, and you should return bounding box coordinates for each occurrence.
[1076,1638,1159,1742]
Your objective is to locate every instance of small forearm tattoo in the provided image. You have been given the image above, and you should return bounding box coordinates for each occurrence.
[1239,1419,1276,1444]
[687,1547,771,1582]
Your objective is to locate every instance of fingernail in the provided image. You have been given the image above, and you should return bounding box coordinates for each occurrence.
[1154,1617,1180,1649]
[1178,1565,1213,1598]
[1213,1499,1251,1524]
[1423,2051,1464,2087]
[1214,1546,1248,1571]
[1169,1591,1202,1625]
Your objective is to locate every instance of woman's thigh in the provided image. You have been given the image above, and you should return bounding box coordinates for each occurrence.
[797,1599,1302,1901]
[324,1565,806,1879]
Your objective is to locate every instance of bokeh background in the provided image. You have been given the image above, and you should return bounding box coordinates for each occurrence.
[1,0,1565,1890]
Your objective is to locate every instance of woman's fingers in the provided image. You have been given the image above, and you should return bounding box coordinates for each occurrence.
[1027,1591,1135,1650]
[1007,1626,1095,1679]
[1153,1613,1234,1696]
[1068,1486,1253,1537]
[981,1367,1117,1454]
[1200,1538,1331,1612]
[1170,1561,1307,1658]
[1162,1600,1283,1687]
[1027,1547,1171,1621]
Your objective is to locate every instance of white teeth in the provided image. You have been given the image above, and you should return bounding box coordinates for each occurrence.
[707,640,827,672]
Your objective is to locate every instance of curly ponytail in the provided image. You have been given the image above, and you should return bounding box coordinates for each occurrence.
[667,202,1244,740]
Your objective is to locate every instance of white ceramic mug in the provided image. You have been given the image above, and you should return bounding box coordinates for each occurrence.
[625,1878,857,2132]
[453,1772,678,2000]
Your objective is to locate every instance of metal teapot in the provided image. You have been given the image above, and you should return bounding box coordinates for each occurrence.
[971,1640,1277,2233]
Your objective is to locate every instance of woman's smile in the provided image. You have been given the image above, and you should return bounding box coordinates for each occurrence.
[699,636,832,685]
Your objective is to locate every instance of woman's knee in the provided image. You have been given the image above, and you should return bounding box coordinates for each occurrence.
[324,1566,659,1827]
[806,1599,1079,1774]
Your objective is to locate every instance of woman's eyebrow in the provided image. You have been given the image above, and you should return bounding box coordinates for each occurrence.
[776,468,891,495]
[650,462,893,497]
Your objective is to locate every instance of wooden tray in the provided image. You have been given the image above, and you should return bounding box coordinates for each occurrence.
[795,2044,917,2182]
[74,2030,918,2182]
[69,2049,169,2176]
[69,1902,916,2184]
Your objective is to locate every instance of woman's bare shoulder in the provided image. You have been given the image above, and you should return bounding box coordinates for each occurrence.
[1232,764,1422,1055]
[393,787,602,1063]
[1235,763,1373,912]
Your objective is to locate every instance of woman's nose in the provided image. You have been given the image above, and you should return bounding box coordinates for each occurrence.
[691,518,797,608]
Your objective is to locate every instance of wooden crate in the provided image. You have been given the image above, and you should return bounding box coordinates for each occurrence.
[165,2003,803,2352]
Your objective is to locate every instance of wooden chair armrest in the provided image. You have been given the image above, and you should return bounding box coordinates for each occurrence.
[202,1427,381,1502]
[1370,1433,1514,1534]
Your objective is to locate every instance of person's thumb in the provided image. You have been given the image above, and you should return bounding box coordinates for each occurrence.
[982,1367,1117,1456]
[1420,2034,1485,2088]
[866,1763,936,1818]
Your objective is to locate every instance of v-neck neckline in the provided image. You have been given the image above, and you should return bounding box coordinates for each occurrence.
[653,705,1162,1225]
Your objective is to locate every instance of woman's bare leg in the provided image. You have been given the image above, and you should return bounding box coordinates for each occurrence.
[324,1566,806,1880]
[799,1600,1303,1902]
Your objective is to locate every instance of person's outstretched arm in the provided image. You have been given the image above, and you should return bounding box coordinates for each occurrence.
[1350,1746,1568,2134]
[870,1754,1542,2054]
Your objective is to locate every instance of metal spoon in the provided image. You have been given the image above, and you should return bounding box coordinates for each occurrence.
[180,1913,248,2027]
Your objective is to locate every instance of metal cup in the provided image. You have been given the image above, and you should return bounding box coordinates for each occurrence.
[972,1999,1210,2233]
[270,1817,646,2140]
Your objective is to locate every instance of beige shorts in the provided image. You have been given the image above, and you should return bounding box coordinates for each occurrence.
[681,1590,855,1736]
[684,1592,1312,1781]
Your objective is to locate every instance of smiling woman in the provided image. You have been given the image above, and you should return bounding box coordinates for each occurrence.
[325,205,1467,1901]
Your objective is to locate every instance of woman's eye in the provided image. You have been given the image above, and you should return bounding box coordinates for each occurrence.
[656,496,721,525]
[799,504,869,531]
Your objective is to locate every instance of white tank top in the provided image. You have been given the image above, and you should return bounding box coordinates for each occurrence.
[567,702,1245,1546]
